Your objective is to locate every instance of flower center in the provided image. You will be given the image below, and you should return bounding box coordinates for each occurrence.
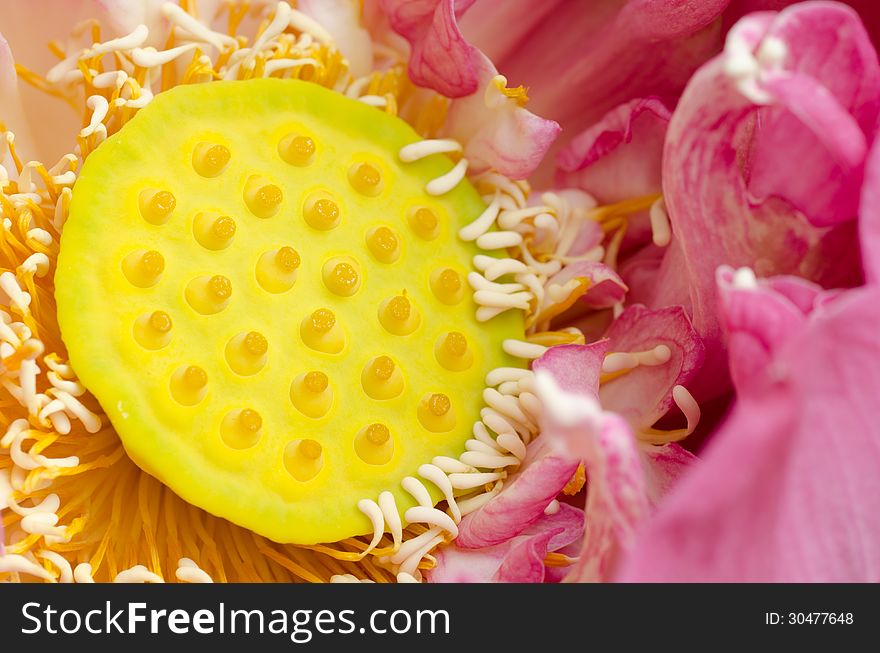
[54,78,523,544]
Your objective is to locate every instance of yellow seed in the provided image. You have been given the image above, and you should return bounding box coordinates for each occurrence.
[122,250,164,287]
[300,439,323,460]
[244,331,268,356]
[409,207,439,240]
[276,246,301,272]
[430,267,464,304]
[355,423,394,465]
[185,275,232,315]
[193,212,236,250]
[256,247,300,294]
[365,226,400,264]
[300,308,345,354]
[322,258,361,297]
[304,194,341,230]
[149,310,172,333]
[372,355,395,380]
[225,331,268,376]
[139,189,176,225]
[435,331,473,372]
[208,275,232,300]
[240,409,262,432]
[290,372,333,418]
[378,294,419,336]
[429,393,451,416]
[311,308,335,333]
[221,409,262,450]
[304,371,329,393]
[366,423,389,445]
[349,162,383,196]
[182,365,207,389]
[418,392,456,433]
[192,142,231,177]
[133,311,173,350]
[170,365,208,406]
[283,439,324,481]
[361,355,404,400]
[244,175,283,219]
[279,134,316,166]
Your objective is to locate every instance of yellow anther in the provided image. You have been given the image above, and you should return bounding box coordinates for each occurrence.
[122,249,165,288]
[279,134,316,167]
[185,274,232,315]
[193,212,236,250]
[139,189,176,225]
[192,142,231,178]
[434,331,473,372]
[300,308,345,354]
[365,225,401,264]
[290,371,333,418]
[221,408,262,450]
[378,294,420,336]
[361,355,404,400]
[322,257,361,297]
[133,311,173,350]
[409,207,439,240]
[430,267,464,305]
[348,162,383,196]
[170,365,208,406]
[284,439,324,482]
[225,331,268,375]
[355,423,394,466]
[244,175,283,218]
[418,392,456,432]
[304,193,341,230]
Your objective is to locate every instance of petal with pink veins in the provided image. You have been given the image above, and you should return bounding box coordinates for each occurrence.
[652,2,876,398]
[556,97,671,205]
[617,284,880,582]
[641,443,698,510]
[378,0,479,98]
[443,54,560,179]
[599,305,705,431]
[546,262,628,313]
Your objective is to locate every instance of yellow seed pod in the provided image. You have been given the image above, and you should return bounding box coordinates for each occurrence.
[55,79,523,544]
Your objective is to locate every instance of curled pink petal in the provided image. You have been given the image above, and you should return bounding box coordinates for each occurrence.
[455,453,578,549]
[443,54,560,179]
[599,305,705,430]
[492,530,557,583]
[548,261,628,310]
[556,97,671,204]
[617,285,880,582]
[379,0,479,98]
[533,340,609,399]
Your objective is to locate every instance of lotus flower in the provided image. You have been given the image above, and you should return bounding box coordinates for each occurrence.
[1,0,879,584]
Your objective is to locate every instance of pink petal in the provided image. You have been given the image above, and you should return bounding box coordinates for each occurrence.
[455,450,578,549]
[617,284,880,582]
[860,131,880,284]
[548,262,628,310]
[428,505,584,583]
[556,97,671,204]
[641,443,698,510]
[533,340,609,399]
[443,53,560,178]
[378,0,479,98]
[651,3,876,397]
[492,530,556,583]
[599,305,705,430]
[459,0,728,152]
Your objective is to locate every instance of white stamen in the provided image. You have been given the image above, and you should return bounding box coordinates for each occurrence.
[534,370,604,428]
[113,565,164,583]
[649,197,671,247]
[426,158,468,196]
[502,339,547,359]
[602,345,671,374]
[476,230,523,250]
[399,139,462,163]
[458,192,501,241]
[132,43,199,67]
[673,385,701,435]
[176,558,213,583]
[86,24,149,57]
[544,499,560,516]
[733,266,758,289]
